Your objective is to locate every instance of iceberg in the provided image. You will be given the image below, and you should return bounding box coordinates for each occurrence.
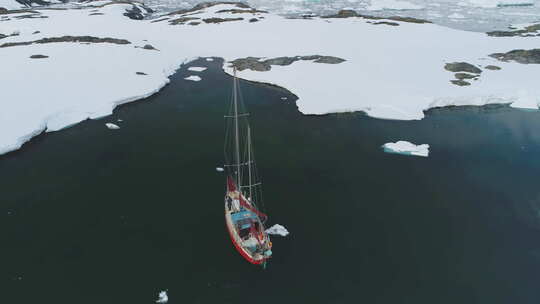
[105,123,120,130]
[156,291,168,304]
[382,141,430,157]
[367,0,424,10]
[266,224,289,237]
[187,67,207,72]
[184,75,202,82]
[216,167,224,172]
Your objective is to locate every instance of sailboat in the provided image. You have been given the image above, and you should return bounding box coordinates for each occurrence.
[224,68,272,266]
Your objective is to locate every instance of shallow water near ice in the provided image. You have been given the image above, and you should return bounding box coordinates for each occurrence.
[1,58,540,303]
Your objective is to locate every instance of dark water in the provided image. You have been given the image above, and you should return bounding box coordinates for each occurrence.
[2,58,540,304]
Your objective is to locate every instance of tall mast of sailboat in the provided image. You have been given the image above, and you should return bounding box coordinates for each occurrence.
[233,68,241,188]
[247,126,252,201]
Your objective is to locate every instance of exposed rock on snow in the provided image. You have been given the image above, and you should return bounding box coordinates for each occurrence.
[487,23,540,37]
[105,123,120,130]
[156,290,168,304]
[485,65,501,70]
[489,49,540,64]
[444,62,482,74]
[136,71,147,75]
[451,79,471,86]
[382,141,430,157]
[0,36,131,48]
[29,54,48,58]
[184,75,202,81]
[230,55,346,71]
[266,224,289,236]
[187,66,207,72]
[203,17,243,23]
[322,9,431,24]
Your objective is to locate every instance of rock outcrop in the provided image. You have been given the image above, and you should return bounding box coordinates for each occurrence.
[444,62,482,74]
[489,49,540,64]
[0,35,131,48]
[230,55,346,71]
[322,9,431,24]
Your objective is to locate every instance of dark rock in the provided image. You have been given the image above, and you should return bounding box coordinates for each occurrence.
[489,49,540,64]
[322,9,431,24]
[136,71,147,75]
[32,30,40,34]
[249,18,258,22]
[373,21,399,26]
[322,9,358,18]
[168,2,250,16]
[231,55,346,71]
[487,23,540,37]
[485,65,501,70]
[0,8,7,14]
[169,16,199,25]
[216,8,267,14]
[29,54,48,59]
[230,57,270,71]
[142,44,157,50]
[189,21,200,25]
[203,17,243,23]
[0,36,131,48]
[444,62,482,74]
[451,79,471,86]
[89,12,104,16]
[455,73,476,80]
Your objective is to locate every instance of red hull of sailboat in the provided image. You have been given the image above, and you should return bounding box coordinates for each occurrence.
[225,217,266,265]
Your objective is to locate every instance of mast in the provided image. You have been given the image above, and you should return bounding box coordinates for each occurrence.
[233,68,241,189]
[247,126,252,201]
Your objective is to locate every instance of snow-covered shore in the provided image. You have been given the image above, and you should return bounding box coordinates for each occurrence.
[0,1,539,155]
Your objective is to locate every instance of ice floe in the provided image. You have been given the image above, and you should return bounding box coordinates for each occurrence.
[266,224,290,237]
[187,66,207,72]
[216,167,224,172]
[459,0,535,8]
[1,1,540,155]
[382,141,430,157]
[156,291,168,304]
[184,75,202,82]
[105,123,120,130]
[206,58,214,62]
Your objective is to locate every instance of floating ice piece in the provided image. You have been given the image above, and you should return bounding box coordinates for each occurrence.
[461,0,534,8]
[117,119,123,122]
[266,224,289,237]
[206,58,214,62]
[280,97,287,100]
[156,291,168,304]
[216,167,224,172]
[187,67,207,72]
[382,141,429,157]
[184,75,202,82]
[105,123,120,130]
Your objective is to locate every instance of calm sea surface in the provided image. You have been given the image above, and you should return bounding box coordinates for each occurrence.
[1,58,540,303]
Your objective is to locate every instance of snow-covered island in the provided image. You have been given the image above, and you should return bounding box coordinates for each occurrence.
[382,141,430,157]
[0,0,539,155]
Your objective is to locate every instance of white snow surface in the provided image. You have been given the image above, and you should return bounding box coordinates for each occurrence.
[187,66,207,72]
[105,123,120,130]
[382,141,430,157]
[184,75,202,81]
[156,291,168,304]
[266,224,289,236]
[0,2,540,154]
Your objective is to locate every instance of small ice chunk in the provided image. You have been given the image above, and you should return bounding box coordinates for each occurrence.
[188,67,207,72]
[266,224,289,237]
[216,167,224,172]
[156,291,168,304]
[105,123,120,130]
[206,58,214,62]
[382,141,429,157]
[117,119,123,122]
[280,97,287,100]
[184,75,202,82]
